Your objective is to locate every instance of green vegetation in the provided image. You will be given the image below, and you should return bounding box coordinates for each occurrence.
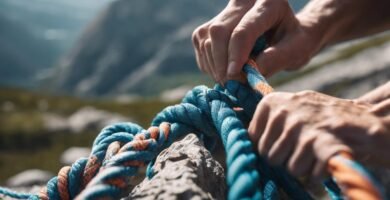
[0,87,172,183]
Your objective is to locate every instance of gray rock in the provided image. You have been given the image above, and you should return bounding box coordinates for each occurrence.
[1,101,15,112]
[68,106,131,133]
[6,169,53,187]
[160,85,193,102]
[276,39,390,97]
[127,134,226,200]
[43,106,133,133]
[60,147,91,165]
[42,113,70,132]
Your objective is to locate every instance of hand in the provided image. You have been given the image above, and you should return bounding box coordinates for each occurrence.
[192,0,322,82]
[248,91,390,179]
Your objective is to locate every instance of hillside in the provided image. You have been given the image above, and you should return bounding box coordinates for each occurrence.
[0,13,60,87]
[53,0,308,97]
[0,87,171,182]
[0,0,110,87]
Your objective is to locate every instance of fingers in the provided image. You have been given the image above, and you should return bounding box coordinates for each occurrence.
[204,39,218,79]
[248,101,270,144]
[192,22,212,74]
[255,33,308,77]
[227,0,281,78]
[266,121,301,165]
[192,0,255,82]
[258,109,287,156]
[287,133,316,177]
[194,0,315,81]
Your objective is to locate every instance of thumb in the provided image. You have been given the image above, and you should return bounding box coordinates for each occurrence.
[255,43,291,78]
[256,33,312,78]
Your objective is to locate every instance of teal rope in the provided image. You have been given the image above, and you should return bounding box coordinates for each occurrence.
[0,187,38,200]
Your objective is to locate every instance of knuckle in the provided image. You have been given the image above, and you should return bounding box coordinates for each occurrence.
[283,120,302,137]
[296,90,315,97]
[261,0,288,8]
[267,155,280,165]
[193,25,208,39]
[229,0,255,9]
[231,27,251,41]
[204,39,212,50]
[368,123,386,140]
[262,92,284,102]
[191,30,199,46]
[263,92,278,100]
[209,23,228,38]
[329,119,347,132]
[287,162,300,176]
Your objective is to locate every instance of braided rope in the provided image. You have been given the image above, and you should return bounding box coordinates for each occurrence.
[0,38,386,200]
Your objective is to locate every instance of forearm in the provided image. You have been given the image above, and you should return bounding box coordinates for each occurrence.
[297,0,390,48]
[358,81,390,104]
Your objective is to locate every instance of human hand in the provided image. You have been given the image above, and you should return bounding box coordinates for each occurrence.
[247,91,390,180]
[192,0,323,83]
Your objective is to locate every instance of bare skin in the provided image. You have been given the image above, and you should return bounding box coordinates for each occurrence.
[247,83,390,179]
[192,0,390,81]
[192,0,390,179]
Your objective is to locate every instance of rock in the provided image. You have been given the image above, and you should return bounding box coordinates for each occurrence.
[43,106,133,133]
[68,106,131,133]
[127,134,226,200]
[6,169,53,187]
[276,40,390,98]
[42,113,70,132]
[60,147,91,165]
[160,85,193,102]
[1,101,15,112]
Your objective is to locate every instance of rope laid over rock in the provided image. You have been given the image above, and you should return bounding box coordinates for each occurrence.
[0,38,386,200]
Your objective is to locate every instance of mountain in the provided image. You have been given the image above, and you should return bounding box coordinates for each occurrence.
[53,0,224,96]
[53,0,309,96]
[0,0,111,87]
[0,13,60,87]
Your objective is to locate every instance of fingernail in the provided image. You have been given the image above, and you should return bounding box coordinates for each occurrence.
[227,62,237,77]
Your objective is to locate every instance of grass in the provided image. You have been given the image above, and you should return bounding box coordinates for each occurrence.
[0,87,172,184]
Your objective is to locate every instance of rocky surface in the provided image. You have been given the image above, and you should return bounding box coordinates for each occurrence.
[160,85,193,102]
[1,134,225,200]
[276,40,390,99]
[43,106,132,133]
[6,169,53,187]
[127,134,226,200]
[60,147,91,165]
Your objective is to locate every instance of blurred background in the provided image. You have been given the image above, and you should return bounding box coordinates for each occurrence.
[0,0,389,188]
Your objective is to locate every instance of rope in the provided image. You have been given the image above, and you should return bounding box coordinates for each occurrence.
[0,38,386,200]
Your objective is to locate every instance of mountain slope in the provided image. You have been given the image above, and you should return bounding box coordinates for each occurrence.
[0,0,110,87]
[53,0,309,96]
[54,0,225,96]
[0,13,60,87]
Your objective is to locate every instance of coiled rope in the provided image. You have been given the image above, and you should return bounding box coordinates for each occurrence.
[0,38,386,200]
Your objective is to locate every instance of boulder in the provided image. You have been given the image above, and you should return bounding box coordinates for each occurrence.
[127,134,226,200]
[68,106,131,133]
[6,169,53,187]
[43,106,133,133]
[160,85,192,102]
[60,147,91,165]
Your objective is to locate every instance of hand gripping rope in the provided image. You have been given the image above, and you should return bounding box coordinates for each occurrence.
[0,38,386,200]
